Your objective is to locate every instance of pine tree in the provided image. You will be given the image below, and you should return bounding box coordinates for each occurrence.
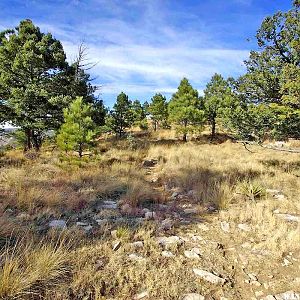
[57,97,96,158]
[168,78,204,141]
[110,92,133,137]
[148,93,168,131]
[203,74,233,140]
[0,19,69,151]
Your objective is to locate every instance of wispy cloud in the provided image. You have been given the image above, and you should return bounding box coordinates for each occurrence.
[0,0,259,105]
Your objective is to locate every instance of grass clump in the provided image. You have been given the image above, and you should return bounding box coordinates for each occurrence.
[0,239,70,299]
[238,180,266,201]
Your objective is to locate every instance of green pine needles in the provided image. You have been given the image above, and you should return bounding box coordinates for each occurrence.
[57,97,96,158]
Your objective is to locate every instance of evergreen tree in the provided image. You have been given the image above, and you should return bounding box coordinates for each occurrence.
[148,93,168,131]
[203,74,233,140]
[233,1,300,140]
[0,19,70,151]
[168,78,204,141]
[57,97,96,158]
[110,92,133,137]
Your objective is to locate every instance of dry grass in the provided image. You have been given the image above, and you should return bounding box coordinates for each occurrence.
[0,239,69,299]
[1,134,300,299]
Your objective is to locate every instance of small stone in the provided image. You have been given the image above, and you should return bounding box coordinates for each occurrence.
[282,258,291,266]
[274,291,300,300]
[95,219,108,225]
[250,281,261,287]
[274,194,285,200]
[83,225,93,232]
[145,211,157,220]
[248,273,258,281]
[49,219,66,229]
[220,221,230,233]
[128,254,145,261]
[5,208,13,214]
[275,213,300,222]
[102,200,117,209]
[255,291,264,297]
[131,241,143,248]
[184,208,198,214]
[76,221,89,226]
[171,192,179,199]
[111,230,118,239]
[161,250,175,257]
[238,223,251,232]
[113,241,121,251]
[157,236,184,249]
[261,296,276,300]
[184,250,200,260]
[182,293,204,300]
[266,189,281,195]
[193,268,225,285]
[134,290,149,299]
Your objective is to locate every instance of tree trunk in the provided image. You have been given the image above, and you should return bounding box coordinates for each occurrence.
[24,128,32,152]
[153,121,157,131]
[211,118,216,141]
[183,120,188,142]
[78,143,83,158]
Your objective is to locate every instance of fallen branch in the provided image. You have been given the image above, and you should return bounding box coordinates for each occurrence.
[236,140,300,153]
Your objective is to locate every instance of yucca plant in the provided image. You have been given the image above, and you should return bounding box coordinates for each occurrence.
[238,180,266,201]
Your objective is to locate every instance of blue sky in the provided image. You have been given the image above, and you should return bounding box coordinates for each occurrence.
[0,0,292,107]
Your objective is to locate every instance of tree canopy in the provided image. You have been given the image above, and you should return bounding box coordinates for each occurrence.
[168,78,204,141]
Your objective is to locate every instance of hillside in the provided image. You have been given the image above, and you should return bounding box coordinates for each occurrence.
[0,132,299,299]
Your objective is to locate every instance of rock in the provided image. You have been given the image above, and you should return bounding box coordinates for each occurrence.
[274,194,286,200]
[145,211,157,220]
[255,291,264,297]
[134,290,149,299]
[131,241,143,248]
[171,192,179,199]
[113,241,121,251]
[95,219,108,225]
[238,223,251,232]
[83,225,93,232]
[111,230,118,239]
[248,273,258,281]
[183,208,198,214]
[274,141,285,148]
[274,291,300,300]
[262,296,276,300]
[128,254,145,261]
[266,189,281,195]
[101,200,117,209]
[220,221,230,233]
[49,219,66,229]
[275,213,300,222]
[184,250,200,260]
[76,221,89,226]
[193,269,225,285]
[5,208,13,214]
[182,293,204,300]
[197,223,209,231]
[142,159,157,167]
[157,236,184,249]
[161,250,175,257]
[159,218,173,230]
[142,208,150,214]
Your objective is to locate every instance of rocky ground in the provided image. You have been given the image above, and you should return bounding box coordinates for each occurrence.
[1,138,300,299]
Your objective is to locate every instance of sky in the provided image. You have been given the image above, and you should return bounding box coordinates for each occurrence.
[0,0,292,108]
